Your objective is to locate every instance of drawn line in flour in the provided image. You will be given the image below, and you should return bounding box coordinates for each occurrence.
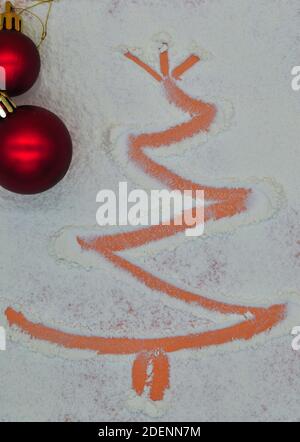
[5,49,287,403]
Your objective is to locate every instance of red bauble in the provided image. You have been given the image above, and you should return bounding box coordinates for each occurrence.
[0,30,41,96]
[0,106,72,194]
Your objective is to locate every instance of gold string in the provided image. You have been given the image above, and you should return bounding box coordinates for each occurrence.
[15,0,54,48]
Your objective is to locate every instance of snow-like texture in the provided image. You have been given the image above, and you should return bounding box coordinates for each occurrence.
[1,0,300,421]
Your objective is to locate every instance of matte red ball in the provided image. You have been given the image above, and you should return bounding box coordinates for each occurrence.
[0,30,41,96]
[0,106,72,194]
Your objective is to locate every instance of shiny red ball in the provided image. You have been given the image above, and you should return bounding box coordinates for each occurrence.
[0,106,72,194]
[0,30,41,96]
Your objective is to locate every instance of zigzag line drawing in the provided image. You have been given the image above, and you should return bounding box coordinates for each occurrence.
[5,48,286,402]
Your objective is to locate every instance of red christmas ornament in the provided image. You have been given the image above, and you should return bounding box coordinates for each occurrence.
[0,30,41,96]
[0,105,73,194]
[0,2,72,195]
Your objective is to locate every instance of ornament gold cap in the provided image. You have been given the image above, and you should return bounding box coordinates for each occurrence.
[0,91,17,119]
[0,1,22,32]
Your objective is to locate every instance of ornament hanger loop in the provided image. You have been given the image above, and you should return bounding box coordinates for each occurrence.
[15,0,54,49]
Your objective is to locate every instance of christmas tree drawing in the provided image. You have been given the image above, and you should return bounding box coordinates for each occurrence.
[5,48,286,403]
